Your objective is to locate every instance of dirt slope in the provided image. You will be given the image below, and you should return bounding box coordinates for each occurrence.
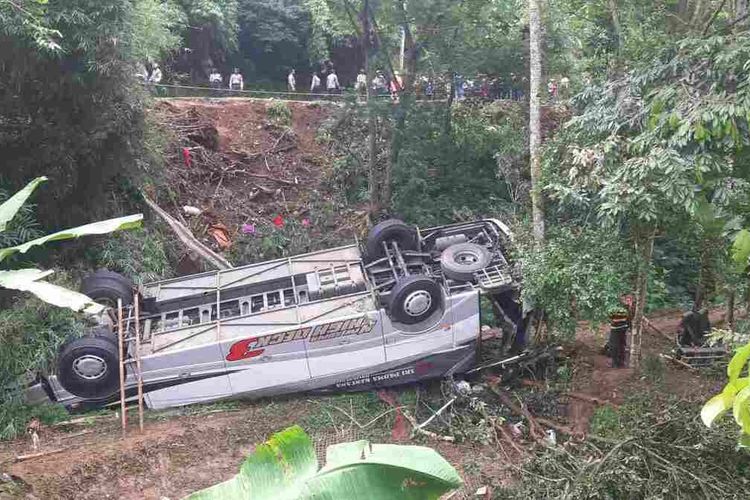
[148,98,361,268]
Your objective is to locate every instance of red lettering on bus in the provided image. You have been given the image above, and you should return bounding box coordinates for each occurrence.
[226,337,265,361]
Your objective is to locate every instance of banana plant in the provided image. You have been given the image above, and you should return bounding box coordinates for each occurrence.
[186,426,462,500]
[702,342,750,447]
[0,176,143,314]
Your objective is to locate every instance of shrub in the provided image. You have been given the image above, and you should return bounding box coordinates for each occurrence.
[266,99,292,126]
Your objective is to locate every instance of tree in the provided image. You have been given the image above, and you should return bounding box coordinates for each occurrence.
[186,425,462,499]
[546,33,750,366]
[529,0,545,244]
[0,0,180,224]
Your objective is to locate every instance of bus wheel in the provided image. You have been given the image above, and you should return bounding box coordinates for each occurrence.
[57,336,120,399]
[81,269,134,308]
[365,219,418,261]
[440,243,492,282]
[388,275,443,325]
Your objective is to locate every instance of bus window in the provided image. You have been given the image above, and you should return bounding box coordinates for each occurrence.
[267,291,281,309]
[251,295,264,313]
[182,308,200,326]
[220,300,240,319]
[283,289,295,306]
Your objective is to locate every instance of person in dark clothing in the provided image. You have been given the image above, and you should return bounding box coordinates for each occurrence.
[678,309,711,346]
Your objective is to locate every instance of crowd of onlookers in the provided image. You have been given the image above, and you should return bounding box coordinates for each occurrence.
[138,61,571,103]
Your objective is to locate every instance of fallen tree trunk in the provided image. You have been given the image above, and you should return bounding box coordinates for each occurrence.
[141,193,233,270]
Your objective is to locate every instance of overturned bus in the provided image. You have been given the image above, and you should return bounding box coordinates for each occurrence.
[26,218,528,410]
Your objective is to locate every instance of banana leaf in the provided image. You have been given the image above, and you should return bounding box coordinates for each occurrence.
[0,176,47,233]
[0,213,143,262]
[0,269,105,314]
[185,426,462,500]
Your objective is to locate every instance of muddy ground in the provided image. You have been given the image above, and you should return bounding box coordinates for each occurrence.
[0,308,726,499]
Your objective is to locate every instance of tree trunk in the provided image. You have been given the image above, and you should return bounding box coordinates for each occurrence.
[528,0,545,245]
[382,3,417,210]
[607,0,623,54]
[726,286,736,331]
[364,0,379,213]
[630,230,656,369]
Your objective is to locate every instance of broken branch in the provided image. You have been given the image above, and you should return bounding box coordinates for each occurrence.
[141,193,233,270]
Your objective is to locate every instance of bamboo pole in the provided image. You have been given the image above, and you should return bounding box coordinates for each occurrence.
[117,298,127,434]
[134,293,144,432]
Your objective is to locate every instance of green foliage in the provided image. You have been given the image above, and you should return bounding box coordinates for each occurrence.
[703,341,750,445]
[0,286,87,439]
[0,177,143,313]
[500,395,750,499]
[230,218,313,264]
[0,186,43,249]
[132,0,185,62]
[186,425,462,499]
[641,353,665,384]
[520,225,634,337]
[92,225,176,284]
[0,0,161,225]
[392,101,525,226]
[0,397,69,441]
[266,100,293,126]
[237,0,314,81]
[589,405,621,439]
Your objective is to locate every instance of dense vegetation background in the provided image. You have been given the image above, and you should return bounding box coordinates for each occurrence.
[3,0,750,495]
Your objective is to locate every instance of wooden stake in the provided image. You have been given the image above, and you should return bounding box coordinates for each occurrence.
[659,353,697,371]
[15,448,67,462]
[134,293,144,432]
[117,298,127,434]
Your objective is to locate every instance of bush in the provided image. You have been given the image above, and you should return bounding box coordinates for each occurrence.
[266,100,292,126]
[87,224,177,284]
[498,396,750,499]
[0,277,88,439]
[520,225,635,338]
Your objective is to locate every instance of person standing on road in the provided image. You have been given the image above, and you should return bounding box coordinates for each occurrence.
[229,68,244,91]
[149,63,163,84]
[310,71,321,96]
[287,69,296,92]
[356,69,367,99]
[209,68,222,89]
[326,69,340,97]
[372,71,386,96]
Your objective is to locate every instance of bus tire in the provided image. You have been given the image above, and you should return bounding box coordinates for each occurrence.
[57,336,120,399]
[388,275,443,325]
[440,243,492,282]
[365,219,419,261]
[81,269,134,308]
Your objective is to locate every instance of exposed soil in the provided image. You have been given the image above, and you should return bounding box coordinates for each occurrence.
[565,308,726,435]
[148,98,363,267]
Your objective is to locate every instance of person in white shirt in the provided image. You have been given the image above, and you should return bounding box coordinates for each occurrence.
[326,69,339,96]
[356,69,367,98]
[310,72,321,96]
[209,69,222,87]
[229,68,244,91]
[148,63,162,84]
[287,69,296,92]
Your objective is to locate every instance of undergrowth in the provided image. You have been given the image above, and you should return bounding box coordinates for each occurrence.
[497,394,750,499]
[0,275,88,439]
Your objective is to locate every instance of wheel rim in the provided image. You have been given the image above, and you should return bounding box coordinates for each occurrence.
[73,355,108,380]
[403,290,433,317]
[454,249,481,266]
